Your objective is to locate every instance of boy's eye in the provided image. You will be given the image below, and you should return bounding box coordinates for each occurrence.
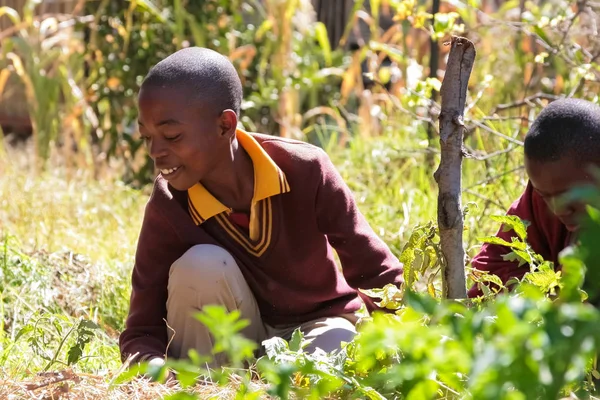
[165,134,182,141]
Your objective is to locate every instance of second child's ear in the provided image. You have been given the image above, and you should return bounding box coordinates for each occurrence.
[219,109,238,139]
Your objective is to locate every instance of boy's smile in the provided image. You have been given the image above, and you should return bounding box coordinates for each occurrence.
[137,85,232,191]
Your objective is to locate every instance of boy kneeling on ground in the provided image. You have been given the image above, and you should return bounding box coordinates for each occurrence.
[119,47,404,370]
[469,98,600,297]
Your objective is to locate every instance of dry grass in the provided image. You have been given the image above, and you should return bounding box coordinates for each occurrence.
[0,371,177,400]
[0,368,273,399]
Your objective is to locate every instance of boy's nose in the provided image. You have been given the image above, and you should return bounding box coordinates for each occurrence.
[148,138,168,160]
[548,196,574,217]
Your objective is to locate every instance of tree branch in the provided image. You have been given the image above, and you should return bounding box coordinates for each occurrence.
[434,36,476,300]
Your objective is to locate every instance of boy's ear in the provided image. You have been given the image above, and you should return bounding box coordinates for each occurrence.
[219,109,238,138]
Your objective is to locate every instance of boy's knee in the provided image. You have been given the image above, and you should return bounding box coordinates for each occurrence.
[168,244,240,292]
[304,316,357,353]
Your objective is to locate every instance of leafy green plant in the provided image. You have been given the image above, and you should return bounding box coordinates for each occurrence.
[13,314,99,371]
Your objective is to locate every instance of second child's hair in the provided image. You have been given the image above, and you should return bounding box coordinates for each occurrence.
[524,98,600,163]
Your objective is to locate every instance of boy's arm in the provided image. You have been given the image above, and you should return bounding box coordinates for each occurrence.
[119,203,187,363]
[314,149,404,310]
[468,183,554,297]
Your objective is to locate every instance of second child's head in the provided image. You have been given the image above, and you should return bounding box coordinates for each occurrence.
[137,47,243,191]
[524,98,600,231]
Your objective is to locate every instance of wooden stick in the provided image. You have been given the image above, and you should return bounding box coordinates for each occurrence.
[434,36,476,299]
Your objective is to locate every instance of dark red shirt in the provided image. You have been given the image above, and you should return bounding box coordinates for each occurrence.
[119,132,404,362]
[468,182,572,297]
[228,212,250,233]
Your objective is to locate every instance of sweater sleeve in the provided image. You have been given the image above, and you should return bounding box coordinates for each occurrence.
[467,183,554,297]
[314,149,404,311]
[118,200,189,363]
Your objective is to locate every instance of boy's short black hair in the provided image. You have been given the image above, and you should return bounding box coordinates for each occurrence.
[524,98,600,163]
[142,47,243,116]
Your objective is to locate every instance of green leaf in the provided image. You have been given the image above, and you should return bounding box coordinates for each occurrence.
[255,19,274,41]
[176,370,200,389]
[369,41,405,64]
[475,271,505,290]
[14,325,33,342]
[359,287,385,299]
[131,0,166,23]
[372,283,403,310]
[463,201,478,217]
[400,224,432,289]
[146,363,169,382]
[186,14,206,47]
[164,359,204,388]
[262,336,288,359]
[532,25,552,46]
[314,22,332,67]
[351,378,387,400]
[433,12,459,38]
[79,320,99,330]
[289,328,303,352]
[502,249,532,267]
[67,344,84,366]
[404,290,437,315]
[67,319,98,365]
[0,7,21,25]
[523,268,561,294]
[194,306,256,368]
[490,215,530,241]
[164,392,199,400]
[558,246,586,302]
[111,363,147,385]
[406,380,438,400]
[478,236,527,250]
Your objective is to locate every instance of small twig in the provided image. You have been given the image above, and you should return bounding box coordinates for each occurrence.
[463,144,516,161]
[43,322,79,372]
[26,370,80,391]
[464,189,506,210]
[0,14,94,42]
[165,318,176,361]
[464,166,525,190]
[474,9,595,73]
[558,0,587,50]
[569,76,587,97]
[468,120,524,146]
[492,93,561,113]
[465,80,489,115]
[405,87,442,111]
[25,377,70,391]
[482,115,531,122]
[434,379,461,396]
[369,79,435,125]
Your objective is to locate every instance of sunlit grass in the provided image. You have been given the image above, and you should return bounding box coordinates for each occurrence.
[0,157,146,263]
[0,153,147,380]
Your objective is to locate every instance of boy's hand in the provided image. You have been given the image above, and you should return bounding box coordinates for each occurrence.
[147,357,177,385]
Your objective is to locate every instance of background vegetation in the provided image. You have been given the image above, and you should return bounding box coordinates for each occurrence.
[1,0,600,398]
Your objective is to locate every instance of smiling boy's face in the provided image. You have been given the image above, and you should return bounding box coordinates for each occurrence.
[137,84,235,191]
[525,155,594,232]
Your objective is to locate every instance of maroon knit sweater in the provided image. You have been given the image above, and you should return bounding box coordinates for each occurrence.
[119,134,404,362]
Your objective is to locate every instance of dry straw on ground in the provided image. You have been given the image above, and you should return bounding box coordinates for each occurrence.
[0,368,271,399]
